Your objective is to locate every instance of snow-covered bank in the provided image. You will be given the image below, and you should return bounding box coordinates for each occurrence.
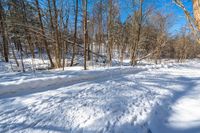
[0,62,171,96]
[149,62,200,133]
[0,60,200,133]
[0,66,142,96]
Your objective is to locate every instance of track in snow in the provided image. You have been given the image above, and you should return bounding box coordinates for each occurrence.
[0,61,200,133]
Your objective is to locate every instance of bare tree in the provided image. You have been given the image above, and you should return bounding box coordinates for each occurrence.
[70,0,79,66]
[35,0,54,68]
[173,0,200,43]
[83,0,88,70]
[0,1,9,62]
[193,0,200,31]
[130,0,144,65]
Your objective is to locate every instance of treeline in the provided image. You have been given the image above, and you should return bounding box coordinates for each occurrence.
[0,0,199,71]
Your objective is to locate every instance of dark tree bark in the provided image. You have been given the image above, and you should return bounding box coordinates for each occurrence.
[0,1,9,62]
[83,0,88,70]
[130,0,143,66]
[108,0,113,66]
[21,0,35,59]
[35,0,55,68]
[52,0,61,68]
[70,0,78,66]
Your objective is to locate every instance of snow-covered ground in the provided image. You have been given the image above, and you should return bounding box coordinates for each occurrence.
[0,60,200,133]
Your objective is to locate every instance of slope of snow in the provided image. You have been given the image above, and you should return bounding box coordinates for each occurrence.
[0,62,170,96]
[0,60,200,133]
[149,62,200,133]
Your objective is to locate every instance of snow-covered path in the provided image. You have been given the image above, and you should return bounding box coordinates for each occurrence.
[0,61,200,133]
[150,63,200,133]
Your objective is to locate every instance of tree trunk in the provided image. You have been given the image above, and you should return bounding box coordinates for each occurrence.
[0,1,9,62]
[193,0,200,31]
[52,0,61,68]
[108,0,113,66]
[35,0,55,68]
[17,39,25,72]
[130,0,143,66]
[70,0,78,66]
[135,0,143,65]
[174,0,200,43]
[11,43,19,67]
[83,0,88,70]
[98,0,103,55]
[21,0,35,59]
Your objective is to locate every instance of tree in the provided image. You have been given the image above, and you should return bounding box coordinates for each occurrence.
[35,0,55,68]
[107,0,119,65]
[152,12,170,64]
[52,0,61,68]
[193,0,200,31]
[0,1,9,62]
[83,0,88,70]
[130,0,144,65]
[70,0,79,66]
[173,0,200,43]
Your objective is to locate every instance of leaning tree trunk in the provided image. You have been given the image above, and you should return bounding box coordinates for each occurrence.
[35,0,55,68]
[193,0,200,31]
[174,0,200,43]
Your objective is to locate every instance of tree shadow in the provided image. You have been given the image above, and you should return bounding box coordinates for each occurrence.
[146,75,200,133]
[1,68,200,133]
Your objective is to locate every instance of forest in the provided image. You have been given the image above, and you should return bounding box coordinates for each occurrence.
[1,0,200,133]
[0,0,200,71]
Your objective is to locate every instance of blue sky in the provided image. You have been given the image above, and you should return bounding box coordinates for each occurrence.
[68,0,193,35]
[118,0,193,34]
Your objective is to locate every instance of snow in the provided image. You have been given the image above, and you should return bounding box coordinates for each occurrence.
[149,62,200,133]
[0,60,200,133]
